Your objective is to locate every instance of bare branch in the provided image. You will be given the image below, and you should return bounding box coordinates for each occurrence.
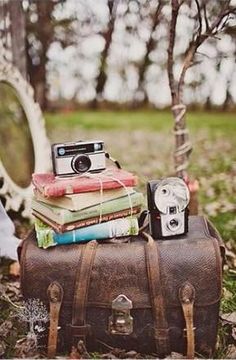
[167,0,182,105]
[167,0,236,178]
[178,42,197,103]
[203,3,209,32]
[178,1,236,101]
[194,0,202,42]
[176,0,202,102]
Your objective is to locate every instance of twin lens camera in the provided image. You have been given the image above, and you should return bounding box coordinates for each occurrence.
[147,177,190,239]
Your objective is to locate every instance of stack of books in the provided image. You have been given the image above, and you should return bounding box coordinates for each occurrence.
[31,167,144,248]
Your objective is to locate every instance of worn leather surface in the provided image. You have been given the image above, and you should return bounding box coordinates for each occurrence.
[19,215,223,356]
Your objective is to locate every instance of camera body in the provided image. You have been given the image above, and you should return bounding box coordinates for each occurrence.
[51,140,106,176]
[147,177,190,239]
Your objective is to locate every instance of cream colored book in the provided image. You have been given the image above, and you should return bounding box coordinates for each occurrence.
[31,191,143,225]
[33,187,135,211]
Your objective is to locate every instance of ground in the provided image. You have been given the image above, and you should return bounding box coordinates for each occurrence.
[0,109,236,358]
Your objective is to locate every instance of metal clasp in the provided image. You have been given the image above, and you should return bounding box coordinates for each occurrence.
[109,294,133,335]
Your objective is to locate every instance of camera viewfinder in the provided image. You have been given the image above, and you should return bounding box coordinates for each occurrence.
[169,206,177,214]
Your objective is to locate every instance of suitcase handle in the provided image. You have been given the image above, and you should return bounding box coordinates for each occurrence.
[143,231,170,356]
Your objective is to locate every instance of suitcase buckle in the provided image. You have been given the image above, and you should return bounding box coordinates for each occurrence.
[109,294,133,335]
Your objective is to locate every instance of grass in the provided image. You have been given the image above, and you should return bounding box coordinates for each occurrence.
[45,109,236,137]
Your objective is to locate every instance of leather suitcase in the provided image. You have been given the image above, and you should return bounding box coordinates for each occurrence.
[19,216,224,358]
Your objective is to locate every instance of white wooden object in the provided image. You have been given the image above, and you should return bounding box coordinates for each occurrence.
[0,60,51,217]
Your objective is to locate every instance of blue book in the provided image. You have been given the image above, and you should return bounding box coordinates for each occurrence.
[35,217,139,249]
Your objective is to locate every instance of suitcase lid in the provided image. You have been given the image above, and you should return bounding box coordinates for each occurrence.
[20,216,223,309]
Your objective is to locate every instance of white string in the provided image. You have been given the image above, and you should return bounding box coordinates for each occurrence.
[172,104,192,174]
[106,175,133,218]
[76,169,134,222]
[97,177,103,223]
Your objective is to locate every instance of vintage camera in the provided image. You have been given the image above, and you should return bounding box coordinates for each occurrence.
[51,140,106,176]
[147,177,190,239]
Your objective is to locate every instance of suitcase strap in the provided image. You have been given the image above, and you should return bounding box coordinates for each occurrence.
[179,282,196,359]
[47,281,64,358]
[143,232,170,356]
[68,240,98,343]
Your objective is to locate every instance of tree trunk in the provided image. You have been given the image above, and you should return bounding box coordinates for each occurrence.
[26,1,54,110]
[9,0,27,78]
[222,85,233,111]
[92,0,116,108]
[136,2,164,106]
[171,104,188,177]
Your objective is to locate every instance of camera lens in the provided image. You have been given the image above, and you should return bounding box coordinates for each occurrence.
[170,219,178,227]
[167,218,180,231]
[72,154,91,173]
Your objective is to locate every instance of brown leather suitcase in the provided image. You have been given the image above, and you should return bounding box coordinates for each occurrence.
[19,216,224,358]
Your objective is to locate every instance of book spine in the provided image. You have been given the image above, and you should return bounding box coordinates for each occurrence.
[35,218,139,248]
[34,187,134,212]
[32,206,141,233]
[63,206,141,232]
[63,192,143,223]
[32,192,144,225]
[43,177,137,197]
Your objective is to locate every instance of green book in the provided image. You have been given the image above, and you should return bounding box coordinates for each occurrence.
[35,217,139,249]
[31,192,144,225]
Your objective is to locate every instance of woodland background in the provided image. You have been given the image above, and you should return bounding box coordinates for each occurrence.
[1,0,236,111]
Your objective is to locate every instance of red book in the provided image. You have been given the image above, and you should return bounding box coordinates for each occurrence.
[32,167,138,198]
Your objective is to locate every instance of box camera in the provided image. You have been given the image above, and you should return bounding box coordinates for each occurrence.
[51,140,106,176]
[147,177,190,239]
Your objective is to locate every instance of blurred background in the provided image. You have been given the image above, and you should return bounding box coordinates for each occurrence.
[0,0,235,247]
[1,0,236,110]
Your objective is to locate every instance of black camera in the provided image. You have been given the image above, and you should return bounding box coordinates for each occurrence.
[147,177,190,239]
[51,140,106,176]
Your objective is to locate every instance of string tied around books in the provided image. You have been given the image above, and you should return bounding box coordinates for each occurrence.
[76,168,133,224]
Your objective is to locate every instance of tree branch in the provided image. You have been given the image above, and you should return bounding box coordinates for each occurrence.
[167,0,181,105]
[177,0,236,102]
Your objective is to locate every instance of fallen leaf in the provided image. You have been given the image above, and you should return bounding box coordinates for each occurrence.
[221,312,236,324]
[101,353,119,359]
[168,352,184,359]
[232,327,236,342]
[9,261,20,277]
[0,320,13,337]
[0,340,6,357]
[223,288,233,300]
[226,344,236,359]
[69,345,80,359]
[0,283,6,296]
[225,248,236,259]
[14,335,40,359]
[76,340,90,359]
[124,350,139,358]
